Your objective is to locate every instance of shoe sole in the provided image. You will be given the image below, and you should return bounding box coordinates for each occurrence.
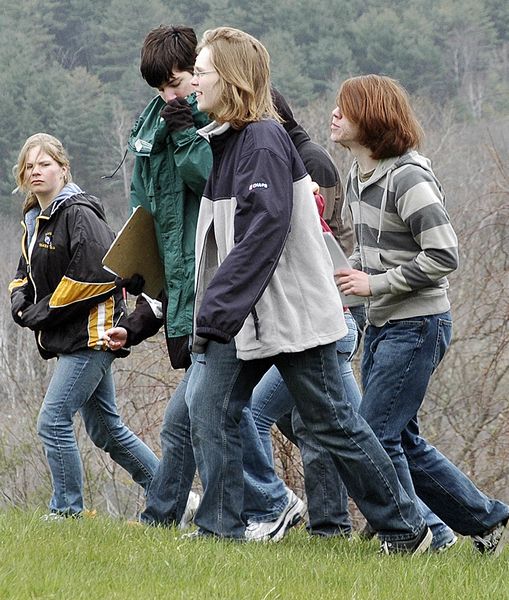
[433,534,458,553]
[413,527,433,554]
[493,522,509,557]
[269,496,305,542]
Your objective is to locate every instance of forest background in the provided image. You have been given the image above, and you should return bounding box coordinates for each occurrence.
[0,0,508,520]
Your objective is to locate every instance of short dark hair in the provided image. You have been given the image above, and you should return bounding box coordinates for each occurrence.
[140,25,197,88]
[336,74,423,159]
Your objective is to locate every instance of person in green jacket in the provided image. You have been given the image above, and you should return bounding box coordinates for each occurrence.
[105,25,304,532]
[107,25,211,527]
[128,25,212,367]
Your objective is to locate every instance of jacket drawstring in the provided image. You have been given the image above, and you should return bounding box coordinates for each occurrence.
[101,148,128,180]
[377,169,392,244]
[341,163,356,225]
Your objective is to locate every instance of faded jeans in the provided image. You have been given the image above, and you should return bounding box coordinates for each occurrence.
[140,366,197,525]
[140,359,288,527]
[37,349,158,515]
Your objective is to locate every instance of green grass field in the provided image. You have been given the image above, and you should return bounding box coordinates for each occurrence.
[0,510,508,599]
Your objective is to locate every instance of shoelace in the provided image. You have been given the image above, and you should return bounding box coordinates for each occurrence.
[473,524,503,550]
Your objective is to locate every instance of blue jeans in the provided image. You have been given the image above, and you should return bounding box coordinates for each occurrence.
[186,339,425,541]
[141,358,287,527]
[360,312,509,536]
[185,340,288,538]
[140,366,197,525]
[37,349,159,515]
[249,311,361,535]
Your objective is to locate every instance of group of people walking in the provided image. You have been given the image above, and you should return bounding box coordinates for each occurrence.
[9,24,509,556]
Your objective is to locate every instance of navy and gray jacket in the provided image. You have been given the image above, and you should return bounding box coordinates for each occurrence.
[192,119,346,360]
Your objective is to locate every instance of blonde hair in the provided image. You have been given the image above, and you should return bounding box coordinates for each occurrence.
[198,27,280,129]
[15,133,72,214]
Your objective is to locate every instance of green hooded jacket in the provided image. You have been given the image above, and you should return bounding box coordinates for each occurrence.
[128,93,211,338]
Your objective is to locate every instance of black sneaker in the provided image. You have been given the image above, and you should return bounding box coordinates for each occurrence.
[472,518,509,556]
[379,525,432,555]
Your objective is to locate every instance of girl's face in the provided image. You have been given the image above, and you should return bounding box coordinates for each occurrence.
[191,47,221,115]
[24,146,66,204]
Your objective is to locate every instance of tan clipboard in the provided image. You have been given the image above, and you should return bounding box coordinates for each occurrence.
[102,205,165,298]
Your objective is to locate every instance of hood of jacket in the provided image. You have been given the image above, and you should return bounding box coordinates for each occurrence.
[25,184,106,240]
[346,150,444,243]
[287,124,311,151]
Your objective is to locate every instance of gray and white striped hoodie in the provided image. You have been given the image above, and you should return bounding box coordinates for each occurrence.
[346,150,459,326]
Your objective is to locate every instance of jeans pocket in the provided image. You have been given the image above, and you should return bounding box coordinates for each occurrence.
[433,317,452,369]
[336,332,357,357]
[336,312,359,360]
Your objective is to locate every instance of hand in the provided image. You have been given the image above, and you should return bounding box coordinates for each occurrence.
[13,309,26,327]
[115,274,145,295]
[336,269,371,297]
[160,97,194,132]
[103,327,128,351]
[11,300,33,327]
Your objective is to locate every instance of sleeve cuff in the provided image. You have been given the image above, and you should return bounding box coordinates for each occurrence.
[369,273,391,296]
[195,326,232,344]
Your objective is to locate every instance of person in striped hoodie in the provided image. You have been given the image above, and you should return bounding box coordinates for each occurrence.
[333,74,509,555]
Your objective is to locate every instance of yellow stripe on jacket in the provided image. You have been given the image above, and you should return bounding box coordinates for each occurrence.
[8,277,28,294]
[49,276,116,308]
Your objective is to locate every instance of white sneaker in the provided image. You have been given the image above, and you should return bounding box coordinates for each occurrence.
[245,489,305,542]
[41,512,81,522]
[41,512,66,522]
[178,491,200,529]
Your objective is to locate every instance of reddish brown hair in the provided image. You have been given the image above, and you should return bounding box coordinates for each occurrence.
[336,75,423,159]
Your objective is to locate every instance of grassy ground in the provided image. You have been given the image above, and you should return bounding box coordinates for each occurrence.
[0,510,508,600]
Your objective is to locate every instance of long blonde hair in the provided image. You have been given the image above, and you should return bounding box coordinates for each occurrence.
[198,27,280,129]
[15,133,72,214]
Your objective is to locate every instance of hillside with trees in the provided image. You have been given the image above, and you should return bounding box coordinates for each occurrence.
[0,0,507,518]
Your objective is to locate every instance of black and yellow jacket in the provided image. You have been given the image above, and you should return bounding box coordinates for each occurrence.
[9,184,127,359]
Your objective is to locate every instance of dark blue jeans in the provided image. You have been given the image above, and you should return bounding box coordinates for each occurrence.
[249,311,361,535]
[360,312,509,536]
[140,367,196,526]
[186,339,425,540]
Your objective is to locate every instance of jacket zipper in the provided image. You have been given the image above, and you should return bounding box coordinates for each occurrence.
[251,307,260,340]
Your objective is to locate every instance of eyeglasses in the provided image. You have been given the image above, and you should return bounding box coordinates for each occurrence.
[192,70,216,79]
